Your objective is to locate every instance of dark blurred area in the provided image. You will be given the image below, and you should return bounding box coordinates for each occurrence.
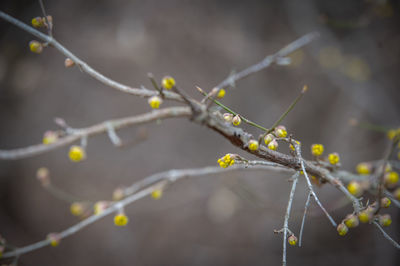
[0,0,399,265]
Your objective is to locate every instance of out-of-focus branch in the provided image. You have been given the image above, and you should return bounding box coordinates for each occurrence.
[373,221,400,249]
[0,163,291,259]
[0,11,182,101]
[203,32,319,106]
[0,107,191,160]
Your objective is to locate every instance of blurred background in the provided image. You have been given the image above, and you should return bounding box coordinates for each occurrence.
[0,0,399,265]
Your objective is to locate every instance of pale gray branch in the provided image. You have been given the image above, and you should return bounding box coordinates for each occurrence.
[0,107,191,160]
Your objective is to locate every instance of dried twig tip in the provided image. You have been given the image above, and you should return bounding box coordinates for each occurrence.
[301,85,308,93]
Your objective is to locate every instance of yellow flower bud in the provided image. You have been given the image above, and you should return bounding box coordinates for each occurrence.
[394,188,400,200]
[151,189,163,200]
[47,233,61,247]
[380,197,391,208]
[288,235,297,246]
[29,40,43,54]
[268,139,278,151]
[387,129,396,140]
[311,144,324,157]
[114,213,129,226]
[337,223,348,236]
[358,210,372,223]
[93,201,108,215]
[232,115,241,126]
[68,145,86,162]
[379,214,392,227]
[264,134,274,145]
[70,202,84,216]
[161,76,176,90]
[112,188,125,201]
[42,131,58,145]
[217,88,226,99]
[64,58,75,68]
[36,167,50,186]
[148,96,162,109]
[248,140,259,151]
[347,181,363,197]
[223,113,233,123]
[384,171,399,186]
[328,152,340,165]
[356,162,371,175]
[289,140,300,151]
[31,17,44,28]
[274,125,287,138]
[344,214,359,228]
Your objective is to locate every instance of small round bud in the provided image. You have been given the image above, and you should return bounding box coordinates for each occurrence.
[379,214,392,227]
[356,162,371,175]
[264,134,274,145]
[385,163,392,172]
[347,181,363,197]
[64,58,75,68]
[114,213,129,226]
[289,140,300,151]
[274,125,287,138]
[311,144,324,157]
[358,210,372,223]
[70,202,84,216]
[148,96,162,109]
[161,76,176,90]
[380,197,391,208]
[42,131,58,145]
[36,167,50,186]
[112,187,125,201]
[337,223,348,236]
[68,145,86,162]
[328,152,340,165]
[288,235,297,246]
[31,17,44,28]
[384,171,399,186]
[47,233,61,247]
[387,129,396,140]
[93,201,108,215]
[394,188,400,200]
[223,113,233,123]
[344,214,359,228]
[248,140,259,151]
[151,189,163,200]
[217,88,226,99]
[268,139,278,151]
[232,115,241,126]
[29,40,43,54]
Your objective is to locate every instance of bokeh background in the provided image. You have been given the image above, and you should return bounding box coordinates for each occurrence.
[0,0,399,265]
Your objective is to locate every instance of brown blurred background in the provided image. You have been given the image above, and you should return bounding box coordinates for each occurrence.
[0,0,399,265]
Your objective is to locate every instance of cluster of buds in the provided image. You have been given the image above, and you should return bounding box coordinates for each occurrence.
[262,125,288,151]
[31,15,53,29]
[217,153,236,168]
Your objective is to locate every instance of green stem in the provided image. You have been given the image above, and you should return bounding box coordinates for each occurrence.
[197,87,268,131]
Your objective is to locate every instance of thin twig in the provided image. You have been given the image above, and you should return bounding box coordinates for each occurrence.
[204,32,319,107]
[294,143,337,227]
[282,172,299,266]
[1,163,291,259]
[0,11,182,101]
[299,191,311,247]
[0,107,191,160]
[373,221,400,249]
